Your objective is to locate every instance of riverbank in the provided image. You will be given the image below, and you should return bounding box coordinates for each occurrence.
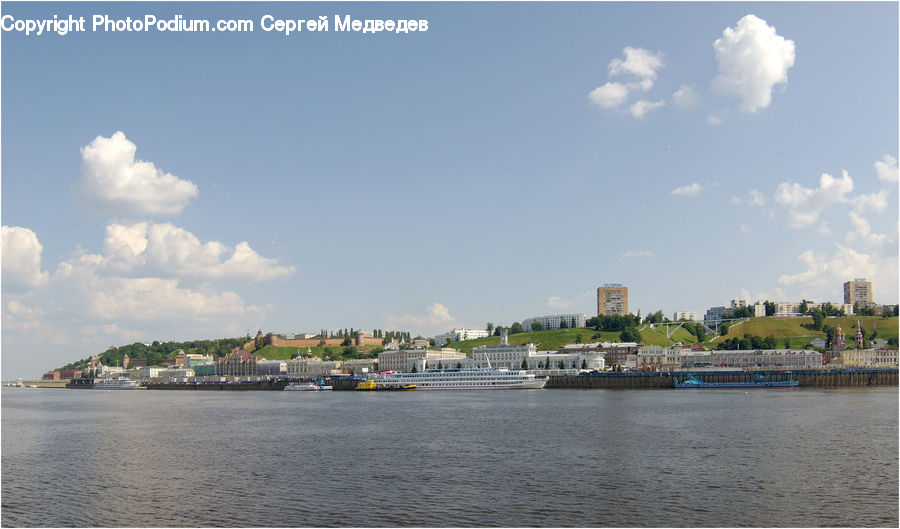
[52,368,896,391]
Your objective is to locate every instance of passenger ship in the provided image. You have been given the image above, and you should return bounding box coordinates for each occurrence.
[371,367,547,391]
[93,377,144,390]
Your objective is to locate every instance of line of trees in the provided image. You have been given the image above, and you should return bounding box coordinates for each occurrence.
[715,334,780,350]
[57,337,248,371]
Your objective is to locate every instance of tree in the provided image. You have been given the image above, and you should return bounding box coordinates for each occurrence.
[644,310,665,324]
[799,300,809,314]
[811,311,825,331]
[620,327,640,343]
[510,322,523,334]
[559,318,568,329]
[531,321,543,331]
[486,322,494,335]
[823,325,834,348]
[571,317,577,328]
[581,359,588,369]
[521,357,528,369]
[764,301,776,317]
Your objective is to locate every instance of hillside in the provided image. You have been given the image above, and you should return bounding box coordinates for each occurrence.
[638,325,701,346]
[713,316,898,348]
[442,328,621,355]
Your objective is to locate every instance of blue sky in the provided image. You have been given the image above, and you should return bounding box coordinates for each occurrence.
[2,2,897,377]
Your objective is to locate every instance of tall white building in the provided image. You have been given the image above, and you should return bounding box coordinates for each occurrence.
[673,311,697,321]
[521,314,586,332]
[434,328,490,346]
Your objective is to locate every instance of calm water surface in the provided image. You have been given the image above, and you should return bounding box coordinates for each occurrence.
[2,387,897,527]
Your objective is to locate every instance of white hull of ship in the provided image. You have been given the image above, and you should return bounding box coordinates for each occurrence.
[408,378,548,390]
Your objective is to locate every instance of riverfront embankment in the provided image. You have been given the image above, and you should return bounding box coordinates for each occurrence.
[328,368,897,390]
[60,368,898,390]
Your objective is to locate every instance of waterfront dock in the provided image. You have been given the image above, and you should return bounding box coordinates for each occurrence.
[53,368,897,391]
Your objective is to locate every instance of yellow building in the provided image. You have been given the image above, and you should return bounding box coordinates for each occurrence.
[597,284,628,316]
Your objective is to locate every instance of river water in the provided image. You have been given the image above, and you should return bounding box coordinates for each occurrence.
[2,387,897,527]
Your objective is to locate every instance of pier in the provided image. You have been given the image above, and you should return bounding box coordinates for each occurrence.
[54,368,898,391]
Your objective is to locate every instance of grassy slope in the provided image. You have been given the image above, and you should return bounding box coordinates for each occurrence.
[639,325,700,346]
[444,328,620,355]
[713,316,898,347]
[257,317,898,359]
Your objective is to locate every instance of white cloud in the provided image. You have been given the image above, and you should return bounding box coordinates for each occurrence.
[629,99,665,119]
[79,131,199,216]
[846,212,888,248]
[739,224,752,233]
[2,226,50,292]
[712,14,796,113]
[749,189,766,206]
[731,189,766,206]
[874,154,899,183]
[707,114,724,126]
[384,302,456,330]
[589,47,665,116]
[778,246,867,288]
[774,171,854,228]
[672,85,698,108]
[851,190,888,215]
[101,221,295,282]
[51,253,262,323]
[670,182,704,196]
[2,300,44,331]
[79,323,145,343]
[776,244,897,303]
[738,286,786,304]
[620,250,656,259]
[547,291,593,310]
[818,223,832,236]
[88,277,258,322]
[608,47,664,85]
[588,82,630,109]
[547,296,573,309]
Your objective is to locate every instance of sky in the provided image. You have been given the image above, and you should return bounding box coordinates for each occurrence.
[1,2,898,378]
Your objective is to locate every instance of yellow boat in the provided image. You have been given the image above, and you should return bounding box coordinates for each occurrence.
[355,379,377,390]
[355,380,416,391]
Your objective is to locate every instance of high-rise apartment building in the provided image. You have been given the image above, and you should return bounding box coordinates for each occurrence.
[843,279,873,306]
[597,284,628,316]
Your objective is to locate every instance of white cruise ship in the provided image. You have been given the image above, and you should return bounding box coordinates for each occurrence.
[372,367,547,390]
[93,377,144,390]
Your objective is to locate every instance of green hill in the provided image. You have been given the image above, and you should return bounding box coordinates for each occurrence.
[713,316,898,348]
[638,325,701,346]
[443,328,620,355]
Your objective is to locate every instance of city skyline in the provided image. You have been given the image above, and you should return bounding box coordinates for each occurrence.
[2,2,898,377]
